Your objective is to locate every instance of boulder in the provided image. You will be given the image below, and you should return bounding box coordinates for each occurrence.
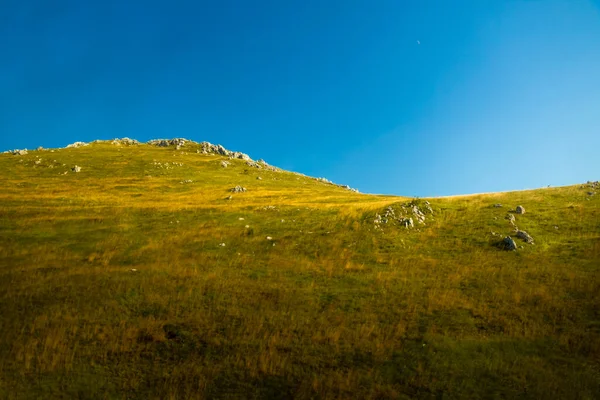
[221,161,230,168]
[72,165,81,173]
[516,230,534,244]
[493,203,502,208]
[516,205,525,214]
[501,236,517,251]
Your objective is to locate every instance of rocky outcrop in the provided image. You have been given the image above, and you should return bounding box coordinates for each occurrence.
[111,138,140,146]
[372,200,433,230]
[148,138,188,148]
[231,186,247,193]
[66,141,88,148]
[6,149,28,155]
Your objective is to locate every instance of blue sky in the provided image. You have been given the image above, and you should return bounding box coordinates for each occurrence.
[1,0,599,196]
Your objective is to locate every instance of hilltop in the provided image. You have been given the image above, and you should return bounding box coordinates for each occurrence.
[0,139,598,399]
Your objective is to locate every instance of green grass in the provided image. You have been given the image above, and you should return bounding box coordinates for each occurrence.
[0,142,598,399]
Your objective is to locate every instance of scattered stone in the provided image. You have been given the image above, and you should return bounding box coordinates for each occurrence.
[554,226,559,230]
[34,159,41,165]
[516,230,534,244]
[72,165,81,173]
[491,231,497,236]
[66,141,88,148]
[219,243,226,247]
[516,205,525,214]
[230,186,247,193]
[37,146,44,151]
[501,236,517,251]
[221,161,230,168]
[506,214,516,224]
[257,176,262,180]
[266,236,273,241]
[239,217,245,221]
[588,191,595,196]
[226,195,233,200]
[131,269,138,272]
[245,225,250,228]
[180,179,193,184]
[493,204,503,208]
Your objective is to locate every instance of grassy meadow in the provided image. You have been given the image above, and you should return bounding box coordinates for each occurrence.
[0,141,598,399]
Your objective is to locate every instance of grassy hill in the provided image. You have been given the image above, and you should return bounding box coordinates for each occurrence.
[0,140,598,399]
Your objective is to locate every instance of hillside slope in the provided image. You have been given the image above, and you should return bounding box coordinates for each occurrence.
[1,140,599,399]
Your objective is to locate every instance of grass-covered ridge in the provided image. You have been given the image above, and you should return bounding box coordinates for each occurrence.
[0,140,598,399]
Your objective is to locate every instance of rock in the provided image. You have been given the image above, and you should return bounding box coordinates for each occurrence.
[72,165,81,173]
[221,161,230,168]
[501,236,517,251]
[266,236,273,241]
[554,226,559,230]
[516,205,525,214]
[229,152,251,161]
[219,243,226,247]
[37,146,44,151]
[226,195,233,200]
[506,214,516,224]
[180,179,193,184]
[66,141,88,148]
[246,161,261,168]
[148,138,188,147]
[588,192,595,196]
[341,184,360,192]
[374,213,382,224]
[245,225,250,228]
[401,218,414,228]
[34,159,41,165]
[111,137,139,146]
[316,177,333,184]
[230,186,247,193]
[9,149,28,155]
[131,269,138,272]
[516,230,534,244]
[256,176,262,180]
[493,204,502,208]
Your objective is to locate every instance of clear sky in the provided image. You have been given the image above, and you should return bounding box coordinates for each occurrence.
[1,1,599,196]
